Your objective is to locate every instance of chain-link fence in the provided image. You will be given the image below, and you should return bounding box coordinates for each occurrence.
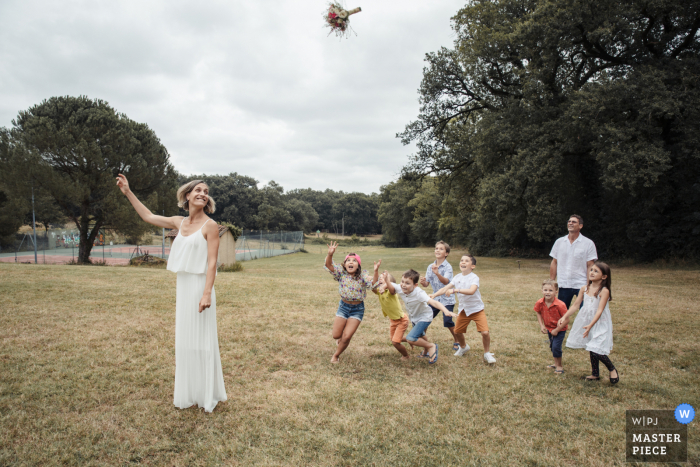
[0,228,169,265]
[1,227,305,264]
[235,230,304,261]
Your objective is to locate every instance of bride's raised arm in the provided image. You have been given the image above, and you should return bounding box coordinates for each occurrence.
[116,174,182,230]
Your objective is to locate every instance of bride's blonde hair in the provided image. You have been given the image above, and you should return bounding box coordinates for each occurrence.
[176,180,216,214]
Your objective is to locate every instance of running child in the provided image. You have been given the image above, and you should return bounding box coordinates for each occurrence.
[384,269,457,364]
[533,279,568,374]
[431,255,497,364]
[558,261,618,384]
[372,271,410,360]
[324,241,379,364]
[419,241,458,352]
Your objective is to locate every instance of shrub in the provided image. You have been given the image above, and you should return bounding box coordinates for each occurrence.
[218,262,244,273]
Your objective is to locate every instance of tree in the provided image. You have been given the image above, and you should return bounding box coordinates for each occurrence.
[2,96,177,263]
[285,188,344,231]
[400,0,700,259]
[178,173,262,229]
[331,192,381,235]
[285,198,319,232]
[377,178,419,246]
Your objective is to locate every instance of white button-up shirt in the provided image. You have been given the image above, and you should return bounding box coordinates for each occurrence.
[550,234,598,288]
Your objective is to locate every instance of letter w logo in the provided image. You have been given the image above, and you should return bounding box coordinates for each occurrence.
[680,410,691,418]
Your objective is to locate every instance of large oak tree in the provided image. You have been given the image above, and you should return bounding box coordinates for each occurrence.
[396,0,700,258]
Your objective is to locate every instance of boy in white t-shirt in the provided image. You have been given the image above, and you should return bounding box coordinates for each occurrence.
[384,269,457,365]
[431,255,496,364]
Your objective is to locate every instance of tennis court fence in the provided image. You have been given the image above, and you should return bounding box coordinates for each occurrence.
[1,228,305,265]
[235,230,305,261]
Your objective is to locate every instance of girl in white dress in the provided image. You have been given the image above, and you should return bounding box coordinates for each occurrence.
[116,175,227,411]
[558,261,619,384]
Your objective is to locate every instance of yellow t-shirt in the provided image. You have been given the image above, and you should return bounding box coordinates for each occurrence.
[376,289,405,320]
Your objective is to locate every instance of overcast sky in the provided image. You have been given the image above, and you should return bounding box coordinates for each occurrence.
[0,0,459,194]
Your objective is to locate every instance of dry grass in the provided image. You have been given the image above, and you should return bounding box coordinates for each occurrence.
[0,247,698,466]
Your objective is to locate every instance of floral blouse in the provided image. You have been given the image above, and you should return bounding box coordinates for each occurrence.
[325,261,374,302]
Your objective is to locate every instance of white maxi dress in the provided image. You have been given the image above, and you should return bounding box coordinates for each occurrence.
[167,218,227,412]
[565,290,613,356]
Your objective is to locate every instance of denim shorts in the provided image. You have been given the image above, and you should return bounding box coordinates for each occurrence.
[406,321,432,342]
[335,300,365,321]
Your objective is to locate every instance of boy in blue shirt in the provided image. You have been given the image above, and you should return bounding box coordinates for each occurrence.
[419,241,458,353]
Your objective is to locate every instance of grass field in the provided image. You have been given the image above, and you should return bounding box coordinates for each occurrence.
[1,247,698,466]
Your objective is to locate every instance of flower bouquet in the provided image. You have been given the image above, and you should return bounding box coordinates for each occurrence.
[324,2,361,38]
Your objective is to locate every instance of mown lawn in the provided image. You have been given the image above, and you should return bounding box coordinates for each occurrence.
[0,247,698,466]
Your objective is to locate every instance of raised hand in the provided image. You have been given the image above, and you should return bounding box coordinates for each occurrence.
[373,259,382,271]
[327,241,338,256]
[419,276,429,287]
[431,263,439,275]
[116,174,130,195]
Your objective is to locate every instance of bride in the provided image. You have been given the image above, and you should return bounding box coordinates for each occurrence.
[116,174,227,412]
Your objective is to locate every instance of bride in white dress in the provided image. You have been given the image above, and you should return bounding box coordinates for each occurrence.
[116,175,227,412]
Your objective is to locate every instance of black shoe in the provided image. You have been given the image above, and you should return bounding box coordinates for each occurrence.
[609,369,619,384]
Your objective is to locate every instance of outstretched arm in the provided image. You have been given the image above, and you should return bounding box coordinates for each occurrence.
[558,287,585,327]
[447,284,477,297]
[116,174,181,229]
[427,299,457,318]
[430,283,454,299]
[383,273,397,294]
[325,241,338,271]
[372,259,381,285]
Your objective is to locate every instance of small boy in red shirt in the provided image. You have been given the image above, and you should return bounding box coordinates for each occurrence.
[534,279,568,374]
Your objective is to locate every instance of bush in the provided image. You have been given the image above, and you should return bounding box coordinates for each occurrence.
[218,262,244,273]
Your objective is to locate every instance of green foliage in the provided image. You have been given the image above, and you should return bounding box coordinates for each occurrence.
[377,178,419,246]
[0,187,26,246]
[220,222,243,241]
[397,0,700,259]
[177,174,380,235]
[217,262,244,272]
[1,96,178,263]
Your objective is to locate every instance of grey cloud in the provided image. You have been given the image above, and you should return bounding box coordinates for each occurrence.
[0,0,458,193]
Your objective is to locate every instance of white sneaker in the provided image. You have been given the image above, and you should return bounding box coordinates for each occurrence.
[454,344,470,356]
[483,352,497,364]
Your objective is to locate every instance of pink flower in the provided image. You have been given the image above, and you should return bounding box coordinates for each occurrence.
[329,12,337,18]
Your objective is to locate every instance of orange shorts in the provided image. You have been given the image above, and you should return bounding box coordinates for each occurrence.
[389,315,409,343]
[454,310,488,333]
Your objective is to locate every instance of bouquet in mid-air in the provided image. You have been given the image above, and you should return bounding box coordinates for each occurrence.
[324,2,361,38]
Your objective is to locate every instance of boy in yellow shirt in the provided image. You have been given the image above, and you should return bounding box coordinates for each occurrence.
[373,271,410,360]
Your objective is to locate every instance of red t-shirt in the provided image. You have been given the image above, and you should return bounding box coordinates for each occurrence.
[533,298,568,331]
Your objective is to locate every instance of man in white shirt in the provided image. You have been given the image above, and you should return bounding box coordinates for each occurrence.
[549,215,598,308]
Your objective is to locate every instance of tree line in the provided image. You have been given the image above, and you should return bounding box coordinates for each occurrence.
[0,95,380,263]
[175,174,381,235]
[3,0,698,263]
[381,0,700,260]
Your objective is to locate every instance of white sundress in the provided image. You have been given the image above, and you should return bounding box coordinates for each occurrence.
[167,218,227,412]
[565,289,613,356]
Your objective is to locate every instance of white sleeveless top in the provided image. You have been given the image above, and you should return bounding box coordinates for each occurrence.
[167,218,212,275]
